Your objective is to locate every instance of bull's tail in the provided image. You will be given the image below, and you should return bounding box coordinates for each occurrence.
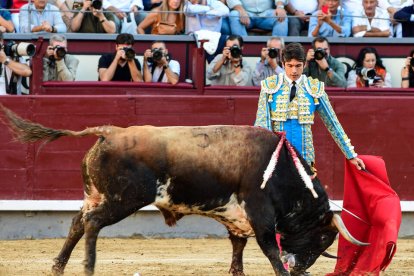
[0,104,108,144]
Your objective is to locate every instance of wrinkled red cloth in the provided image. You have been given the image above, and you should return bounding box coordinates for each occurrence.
[327,155,401,276]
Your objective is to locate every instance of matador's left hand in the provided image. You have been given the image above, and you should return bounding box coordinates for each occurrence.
[349,157,365,170]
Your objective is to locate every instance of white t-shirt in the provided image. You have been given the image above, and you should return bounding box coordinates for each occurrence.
[150,59,180,83]
[352,7,390,37]
[289,0,318,15]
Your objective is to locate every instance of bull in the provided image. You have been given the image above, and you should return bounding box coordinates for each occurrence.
[0,104,367,276]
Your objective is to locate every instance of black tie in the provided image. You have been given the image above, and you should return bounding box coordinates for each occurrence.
[290,81,296,101]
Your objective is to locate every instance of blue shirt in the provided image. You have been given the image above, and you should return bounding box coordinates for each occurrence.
[19,3,67,33]
[308,8,352,37]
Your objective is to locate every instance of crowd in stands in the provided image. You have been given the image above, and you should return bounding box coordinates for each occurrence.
[0,0,414,94]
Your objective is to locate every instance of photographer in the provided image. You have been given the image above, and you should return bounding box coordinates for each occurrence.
[98,33,143,82]
[401,50,414,88]
[71,0,116,33]
[207,35,252,86]
[142,41,180,84]
[43,34,79,81]
[0,33,33,95]
[304,36,346,87]
[347,47,391,88]
[252,37,284,86]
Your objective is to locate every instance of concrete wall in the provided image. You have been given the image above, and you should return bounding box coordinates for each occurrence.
[0,211,412,240]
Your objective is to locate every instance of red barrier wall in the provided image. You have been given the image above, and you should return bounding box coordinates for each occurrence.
[0,91,413,201]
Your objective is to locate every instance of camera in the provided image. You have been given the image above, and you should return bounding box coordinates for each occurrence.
[122,47,135,61]
[2,41,36,57]
[268,47,279,59]
[92,0,102,9]
[410,57,414,67]
[314,48,326,60]
[53,45,66,59]
[147,48,163,63]
[229,45,242,59]
[356,67,377,80]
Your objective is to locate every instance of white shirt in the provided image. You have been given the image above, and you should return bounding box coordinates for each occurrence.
[289,0,318,15]
[352,7,390,37]
[102,0,143,11]
[150,59,180,83]
[185,0,229,33]
[0,66,13,95]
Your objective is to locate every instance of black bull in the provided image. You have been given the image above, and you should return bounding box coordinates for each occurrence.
[0,105,367,276]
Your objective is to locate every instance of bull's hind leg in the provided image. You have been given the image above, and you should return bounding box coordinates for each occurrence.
[81,201,150,275]
[52,211,85,275]
[228,232,247,276]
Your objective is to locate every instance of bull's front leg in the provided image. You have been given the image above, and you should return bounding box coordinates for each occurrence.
[248,211,289,275]
[52,211,85,275]
[228,232,248,276]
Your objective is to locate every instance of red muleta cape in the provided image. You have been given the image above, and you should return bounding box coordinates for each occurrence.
[327,155,401,276]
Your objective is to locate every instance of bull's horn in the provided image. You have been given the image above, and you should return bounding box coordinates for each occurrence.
[321,252,339,259]
[332,214,370,246]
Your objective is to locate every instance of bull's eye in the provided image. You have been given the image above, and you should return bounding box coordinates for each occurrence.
[321,235,327,242]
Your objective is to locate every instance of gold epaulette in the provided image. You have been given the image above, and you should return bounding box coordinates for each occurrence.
[261,73,284,94]
[303,76,325,99]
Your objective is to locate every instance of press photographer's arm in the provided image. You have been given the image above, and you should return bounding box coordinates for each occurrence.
[0,48,31,77]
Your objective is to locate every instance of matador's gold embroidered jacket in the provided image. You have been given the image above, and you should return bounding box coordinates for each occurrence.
[254,73,357,165]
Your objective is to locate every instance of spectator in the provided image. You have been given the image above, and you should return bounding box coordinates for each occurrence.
[206,35,252,86]
[103,0,145,33]
[0,32,32,95]
[20,0,67,33]
[308,0,352,37]
[137,0,185,35]
[285,0,320,36]
[98,33,143,82]
[10,0,27,33]
[303,36,347,87]
[142,41,180,84]
[393,3,414,37]
[71,0,116,33]
[347,47,391,88]
[401,49,414,88]
[226,0,288,36]
[48,0,75,31]
[378,0,412,37]
[185,0,229,34]
[0,3,14,33]
[43,34,79,81]
[252,36,285,86]
[352,0,390,37]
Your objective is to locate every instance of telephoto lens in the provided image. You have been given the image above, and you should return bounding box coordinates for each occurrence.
[314,48,326,60]
[92,0,102,9]
[152,48,163,62]
[230,45,242,59]
[268,48,279,59]
[54,46,66,59]
[123,47,135,61]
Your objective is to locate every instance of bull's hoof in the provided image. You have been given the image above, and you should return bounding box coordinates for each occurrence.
[229,269,245,276]
[52,258,66,275]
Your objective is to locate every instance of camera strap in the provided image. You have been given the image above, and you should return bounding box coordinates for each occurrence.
[151,64,166,83]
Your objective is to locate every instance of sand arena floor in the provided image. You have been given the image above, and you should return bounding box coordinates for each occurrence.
[0,238,413,275]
